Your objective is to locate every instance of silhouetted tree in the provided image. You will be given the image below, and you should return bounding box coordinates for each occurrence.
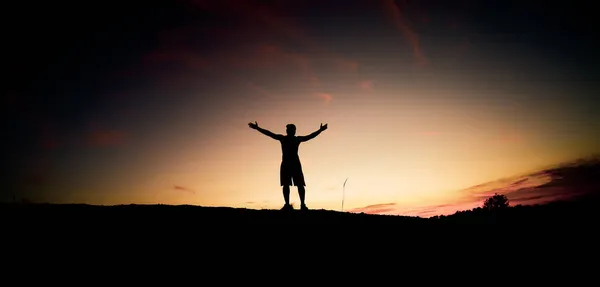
[483,193,509,210]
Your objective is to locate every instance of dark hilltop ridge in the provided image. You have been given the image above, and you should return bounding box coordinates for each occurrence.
[2,192,598,226]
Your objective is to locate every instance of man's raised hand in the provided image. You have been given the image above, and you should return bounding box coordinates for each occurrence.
[320,123,328,131]
[248,121,259,129]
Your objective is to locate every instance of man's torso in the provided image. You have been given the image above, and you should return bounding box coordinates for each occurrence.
[279,136,300,163]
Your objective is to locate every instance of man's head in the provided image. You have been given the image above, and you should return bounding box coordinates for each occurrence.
[286,124,296,136]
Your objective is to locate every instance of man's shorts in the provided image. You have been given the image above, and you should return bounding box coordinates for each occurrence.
[280,160,305,186]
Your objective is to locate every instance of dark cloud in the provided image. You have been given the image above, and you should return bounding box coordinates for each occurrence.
[350,156,600,217]
[174,185,195,194]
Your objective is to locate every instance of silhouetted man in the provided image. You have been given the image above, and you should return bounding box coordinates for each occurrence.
[248,121,328,211]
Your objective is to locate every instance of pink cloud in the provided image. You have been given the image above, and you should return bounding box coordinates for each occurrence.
[247,81,276,100]
[359,80,374,92]
[410,202,481,217]
[381,0,428,67]
[315,92,333,105]
[87,129,126,147]
[350,203,397,214]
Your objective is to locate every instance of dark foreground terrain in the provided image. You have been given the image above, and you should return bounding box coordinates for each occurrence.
[3,195,600,259]
[3,193,599,227]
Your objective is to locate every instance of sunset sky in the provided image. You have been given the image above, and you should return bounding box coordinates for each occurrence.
[3,0,599,216]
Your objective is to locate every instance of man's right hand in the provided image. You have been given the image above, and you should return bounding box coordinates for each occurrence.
[248,121,259,129]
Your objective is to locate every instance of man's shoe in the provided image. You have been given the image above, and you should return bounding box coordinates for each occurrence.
[300,204,309,211]
[281,204,293,211]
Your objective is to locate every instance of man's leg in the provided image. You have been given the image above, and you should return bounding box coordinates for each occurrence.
[294,167,308,210]
[280,162,292,210]
[282,185,290,205]
[297,185,305,206]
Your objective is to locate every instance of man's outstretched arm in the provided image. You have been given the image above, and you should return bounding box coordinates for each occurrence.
[298,123,328,142]
[248,121,283,140]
